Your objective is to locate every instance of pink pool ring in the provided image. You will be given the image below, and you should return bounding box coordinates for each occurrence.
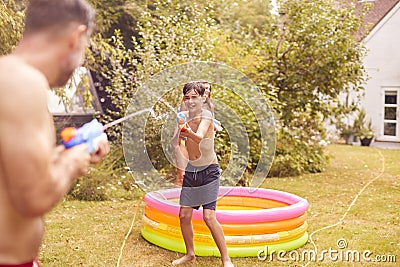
[144,186,309,224]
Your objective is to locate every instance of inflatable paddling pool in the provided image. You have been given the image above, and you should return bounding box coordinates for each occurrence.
[141,186,309,257]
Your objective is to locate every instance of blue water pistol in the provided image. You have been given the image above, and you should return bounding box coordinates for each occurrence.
[60,119,107,153]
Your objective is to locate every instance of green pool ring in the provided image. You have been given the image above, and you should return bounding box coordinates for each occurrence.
[141,226,309,257]
[142,215,308,245]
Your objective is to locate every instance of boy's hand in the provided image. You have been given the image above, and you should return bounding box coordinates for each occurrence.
[179,128,192,140]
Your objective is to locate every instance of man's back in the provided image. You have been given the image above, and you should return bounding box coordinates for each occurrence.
[0,55,53,263]
[0,1,109,265]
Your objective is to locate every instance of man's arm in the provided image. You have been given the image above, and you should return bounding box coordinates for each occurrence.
[180,110,213,144]
[0,67,91,217]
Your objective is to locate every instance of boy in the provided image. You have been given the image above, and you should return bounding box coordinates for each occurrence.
[175,80,216,186]
[172,82,233,267]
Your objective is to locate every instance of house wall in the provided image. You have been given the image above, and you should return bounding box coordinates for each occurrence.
[362,3,400,141]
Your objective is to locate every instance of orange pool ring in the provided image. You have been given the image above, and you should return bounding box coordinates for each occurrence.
[144,205,307,235]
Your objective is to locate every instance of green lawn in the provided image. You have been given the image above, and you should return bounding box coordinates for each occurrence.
[39,145,399,266]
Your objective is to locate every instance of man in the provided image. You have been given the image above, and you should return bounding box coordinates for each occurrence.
[172,82,233,267]
[0,1,109,266]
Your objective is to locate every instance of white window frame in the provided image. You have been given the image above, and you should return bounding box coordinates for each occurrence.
[381,87,400,142]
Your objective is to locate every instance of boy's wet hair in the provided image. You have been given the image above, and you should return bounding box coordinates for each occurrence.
[183,81,206,96]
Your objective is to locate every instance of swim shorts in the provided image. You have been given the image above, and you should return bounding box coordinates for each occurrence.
[180,163,220,210]
[0,259,40,267]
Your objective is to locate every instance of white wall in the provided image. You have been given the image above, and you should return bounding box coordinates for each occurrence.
[47,67,96,115]
[362,3,400,141]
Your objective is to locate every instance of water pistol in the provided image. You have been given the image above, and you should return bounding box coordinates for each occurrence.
[60,119,108,153]
[60,109,152,153]
[177,112,190,132]
[213,118,223,132]
[176,112,190,141]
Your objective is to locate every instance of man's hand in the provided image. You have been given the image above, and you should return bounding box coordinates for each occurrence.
[53,144,91,179]
[89,139,110,164]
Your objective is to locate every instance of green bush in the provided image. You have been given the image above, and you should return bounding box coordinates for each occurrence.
[269,110,329,177]
[0,0,25,55]
[67,145,143,201]
[270,139,328,177]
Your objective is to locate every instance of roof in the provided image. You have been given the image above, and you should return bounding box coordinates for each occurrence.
[355,0,400,40]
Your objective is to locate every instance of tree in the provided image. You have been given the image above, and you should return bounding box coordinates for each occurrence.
[97,1,222,180]
[253,0,367,175]
[90,0,368,178]
[0,0,25,55]
[88,0,148,49]
[213,0,367,176]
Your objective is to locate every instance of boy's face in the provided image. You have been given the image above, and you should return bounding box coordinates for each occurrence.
[183,89,203,112]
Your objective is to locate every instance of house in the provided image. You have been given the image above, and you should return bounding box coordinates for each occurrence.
[47,67,103,136]
[359,0,400,142]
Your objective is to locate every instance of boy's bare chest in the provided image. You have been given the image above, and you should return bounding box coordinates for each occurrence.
[188,118,201,132]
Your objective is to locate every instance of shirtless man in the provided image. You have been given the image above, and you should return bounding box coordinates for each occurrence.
[172,82,233,267]
[0,1,109,266]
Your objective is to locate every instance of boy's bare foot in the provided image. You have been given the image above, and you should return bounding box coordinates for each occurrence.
[223,260,234,267]
[172,254,196,265]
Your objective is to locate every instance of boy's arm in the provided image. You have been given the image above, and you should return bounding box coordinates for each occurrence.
[181,110,213,144]
[172,122,181,148]
[172,123,188,170]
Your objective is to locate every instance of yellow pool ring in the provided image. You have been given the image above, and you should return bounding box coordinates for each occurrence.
[167,196,289,209]
[142,215,308,245]
[144,205,307,235]
[218,196,288,208]
[141,226,309,257]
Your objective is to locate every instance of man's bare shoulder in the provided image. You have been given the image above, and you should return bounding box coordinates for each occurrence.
[0,55,49,118]
[0,55,49,99]
[0,55,48,87]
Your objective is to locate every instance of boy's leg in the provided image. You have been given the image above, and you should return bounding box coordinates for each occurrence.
[203,209,234,267]
[172,206,196,265]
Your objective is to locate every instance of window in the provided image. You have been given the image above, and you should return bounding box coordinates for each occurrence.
[383,90,398,137]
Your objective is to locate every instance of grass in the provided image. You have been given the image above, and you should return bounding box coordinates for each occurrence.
[39,145,400,266]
